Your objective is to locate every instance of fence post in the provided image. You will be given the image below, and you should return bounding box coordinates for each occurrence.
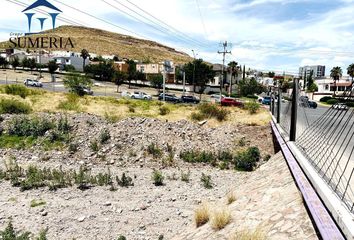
[290,79,298,141]
[271,90,275,115]
[277,84,281,123]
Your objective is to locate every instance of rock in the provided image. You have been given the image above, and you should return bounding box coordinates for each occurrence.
[77,216,86,222]
[103,202,112,206]
[41,211,48,217]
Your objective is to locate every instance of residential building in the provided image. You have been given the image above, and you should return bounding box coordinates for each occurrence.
[299,65,325,79]
[113,61,129,73]
[53,52,89,72]
[308,77,353,101]
[136,61,176,83]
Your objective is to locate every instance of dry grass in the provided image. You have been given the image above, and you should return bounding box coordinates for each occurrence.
[229,227,267,240]
[227,191,237,205]
[210,207,232,230]
[194,202,210,227]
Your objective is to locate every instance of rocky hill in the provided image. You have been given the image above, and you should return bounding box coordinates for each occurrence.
[1,25,193,64]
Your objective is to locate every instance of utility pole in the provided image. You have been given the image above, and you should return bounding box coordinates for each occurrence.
[192,50,197,93]
[218,41,231,101]
[183,71,186,96]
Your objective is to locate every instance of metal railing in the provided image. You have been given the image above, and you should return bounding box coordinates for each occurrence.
[270,80,354,214]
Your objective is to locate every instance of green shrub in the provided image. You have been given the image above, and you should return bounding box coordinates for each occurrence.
[159,106,171,116]
[90,140,99,152]
[346,102,354,108]
[116,173,134,187]
[30,199,46,208]
[244,102,260,114]
[57,117,71,133]
[99,129,111,144]
[0,221,31,240]
[0,99,32,114]
[180,150,216,164]
[7,116,54,137]
[117,236,127,240]
[5,84,29,98]
[246,95,258,99]
[190,112,205,121]
[152,169,164,186]
[327,99,339,105]
[201,173,213,189]
[197,103,229,122]
[68,142,79,153]
[147,143,162,158]
[181,170,191,183]
[57,93,81,112]
[320,96,333,102]
[234,147,261,171]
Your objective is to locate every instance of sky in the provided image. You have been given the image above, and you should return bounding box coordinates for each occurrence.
[0,0,354,75]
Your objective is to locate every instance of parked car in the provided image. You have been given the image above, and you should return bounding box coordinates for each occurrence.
[262,96,271,105]
[180,95,200,104]
[333,103,349,111]
[24,79,43,87]
[158,93,181,103]
[221,97,244,107]
[308,101,318,109]
[121,91,132,98]
[80,86,93,95]
[131,92,152,100]
[210,94,226,103]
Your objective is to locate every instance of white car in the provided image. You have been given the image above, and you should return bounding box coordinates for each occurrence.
[121,91,132,98]
[24,79,43,87]
[333,103,349,111]
[210,94,225,103]
[131,92,152,100]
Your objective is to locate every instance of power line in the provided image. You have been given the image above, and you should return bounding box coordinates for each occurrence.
[110,0,208,49]
[124,0,212,47]
[51,0,147,39]
[100,0,205,49]
[195,0,208,38]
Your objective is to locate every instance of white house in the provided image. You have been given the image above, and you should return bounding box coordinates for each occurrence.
[53,52,89,72]
[310,77,353,101]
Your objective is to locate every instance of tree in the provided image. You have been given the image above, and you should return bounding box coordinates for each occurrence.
[80,49,89,71]
[239,77,266,96]
[306,70,314,90]
[63,72,93,96]
[84,60,115,82]
[0,56,8,69]
[228,61,239,96]
[330,66,343,96]
[28,58,36,74]
[21,58,29,70]
[183,59,215,94]
[268,72,275,78]
[114,71,127,92]
[126,59,137,88]
[48,60,58,81]
[347,64,354,83]
[10,56,20,72]
[150,74,163,93]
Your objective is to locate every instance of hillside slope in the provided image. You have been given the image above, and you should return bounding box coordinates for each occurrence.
[1,25,193,64]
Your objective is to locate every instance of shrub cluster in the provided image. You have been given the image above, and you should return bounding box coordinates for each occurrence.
[57,93,81,112]
[0,159,134,192]
[5,84,29,98]
[0,99,32,114]
[244,102,261,114]
[0,221,48,240]
[147,143,162,158]
[159,106,170,116]
[191,103,230,122]
[180,147,263,171]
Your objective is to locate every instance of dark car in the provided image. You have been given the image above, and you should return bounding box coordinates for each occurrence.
[308,101,318,109]
[262,96,271,105]
[158,93,181,103]
[221,97,244,107]
[180,95,200,104]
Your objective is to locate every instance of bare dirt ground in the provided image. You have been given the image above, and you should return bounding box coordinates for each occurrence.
[0,113,317,240]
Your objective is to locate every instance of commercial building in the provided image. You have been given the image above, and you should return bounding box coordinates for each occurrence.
[299,65,326,79]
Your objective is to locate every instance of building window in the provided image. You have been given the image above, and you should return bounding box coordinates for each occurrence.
[325,84,329,90]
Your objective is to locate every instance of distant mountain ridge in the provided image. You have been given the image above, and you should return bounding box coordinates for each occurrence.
[1,25,193,64]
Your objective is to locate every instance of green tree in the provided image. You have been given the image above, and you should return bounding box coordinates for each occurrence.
[21,57,29,70]
[80,49,90,71]
[114,70,127,92]
[28,58,36,74]
[126,59,137,88]
[347,63,354,82]
[10,56,20,72]
[239,77,266,96]
[183,59,215,94]
[0,56,8,69]
[228,61,239,95]
[84,60,115,82]
[330,66,343,96]
[63,72,93,96]
[48,60,58,82]
[150,74,163,93]
[268,72,275,78]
